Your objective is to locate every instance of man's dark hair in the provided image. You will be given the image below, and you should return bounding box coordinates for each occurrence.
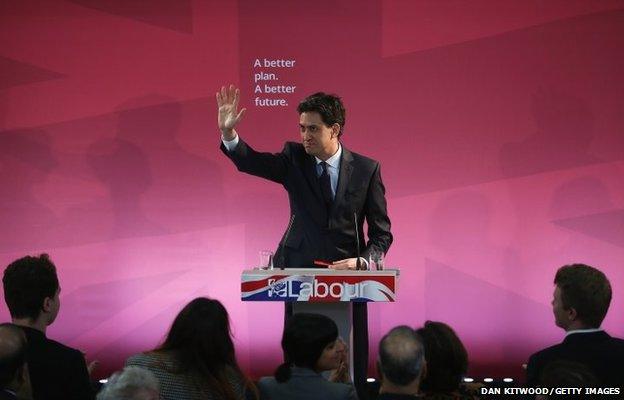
[378,325,425,386]
[297,92,346,137]
[554,263,611,328]
[416,321,468,393]
[3,254,59,320]
[0,323,28,388]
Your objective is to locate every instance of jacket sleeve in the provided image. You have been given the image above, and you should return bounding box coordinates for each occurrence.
[67,349,96,400]
[220,138,289,185]
[362,162,393,261]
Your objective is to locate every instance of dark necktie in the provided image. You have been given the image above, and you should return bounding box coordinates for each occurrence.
[319,161,333,207]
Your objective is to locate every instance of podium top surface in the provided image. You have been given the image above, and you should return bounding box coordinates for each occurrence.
[242,268,399,276]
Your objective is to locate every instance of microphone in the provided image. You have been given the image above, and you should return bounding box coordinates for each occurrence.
[354,212,362,270]
[279,214,295,270]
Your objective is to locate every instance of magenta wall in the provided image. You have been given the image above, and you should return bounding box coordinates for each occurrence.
[1,0,624,380]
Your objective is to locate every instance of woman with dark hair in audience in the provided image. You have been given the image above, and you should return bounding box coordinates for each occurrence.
[416,321,479,400]
[258,313,356,400]
[126,297,256,400]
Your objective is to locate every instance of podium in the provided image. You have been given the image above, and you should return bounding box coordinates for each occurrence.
[241,268,399,380]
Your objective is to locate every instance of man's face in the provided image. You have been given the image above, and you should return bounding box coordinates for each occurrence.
[299,112,339,159]
[552,285,570,330]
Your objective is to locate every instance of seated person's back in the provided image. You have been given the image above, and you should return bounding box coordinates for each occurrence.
[126,297,253,400]
[416,321,478,400]
[2,254,94,400]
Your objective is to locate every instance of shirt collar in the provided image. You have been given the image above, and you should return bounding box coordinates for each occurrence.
[565,327,603,337]
[315,143,342,169]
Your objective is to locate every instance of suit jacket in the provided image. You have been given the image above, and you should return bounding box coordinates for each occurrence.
[221,139,392,267]
[20,326,94,400]
[258,367,357,400]
[526,330,624,387]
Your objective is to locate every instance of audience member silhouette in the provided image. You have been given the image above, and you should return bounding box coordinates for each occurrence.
[416,321,478,400]
[376,325,425,399]
[258,313,355,400]
[526,263,624,387]
[0,323,32,400]
[2,254,94,400]
[126,297,255,400]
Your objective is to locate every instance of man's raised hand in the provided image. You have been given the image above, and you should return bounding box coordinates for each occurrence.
[216,84,246,140]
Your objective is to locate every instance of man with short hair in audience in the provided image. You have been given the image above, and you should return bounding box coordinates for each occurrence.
[526,263,624,387]
[97,366,159,400]
[2,254,94,399]
[0,323,32,400]
[377,326,426,399]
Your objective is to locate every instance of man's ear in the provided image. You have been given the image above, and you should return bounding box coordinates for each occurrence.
[42,296,53,313]
[331,123,341,139]
[567,307,578,322]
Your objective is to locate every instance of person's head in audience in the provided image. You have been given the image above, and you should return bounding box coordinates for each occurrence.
[155,297,251,398]
[552,263,611,331]
[416,321,468,394]
[377,325,425,396]
[2,254,60,333]
[275,313,343,382]
[0,323,31,397]
[97,366,159,400]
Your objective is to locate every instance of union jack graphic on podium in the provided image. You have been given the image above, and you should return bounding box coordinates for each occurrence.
[241,269,398,302]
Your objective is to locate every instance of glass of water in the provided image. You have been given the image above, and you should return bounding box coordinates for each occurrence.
[258,250,274,270]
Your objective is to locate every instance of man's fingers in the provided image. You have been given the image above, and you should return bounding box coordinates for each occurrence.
[216,92,222,107]
[228,83,236,102]
[331,262,349,270]
[233,88,240,109]
[221,86,227,103]
[235,108,246,123]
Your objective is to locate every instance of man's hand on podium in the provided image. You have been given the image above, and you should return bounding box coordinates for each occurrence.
[331,258,365,270]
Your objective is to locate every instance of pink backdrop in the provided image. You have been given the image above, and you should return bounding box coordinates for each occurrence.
[1,0,623,381]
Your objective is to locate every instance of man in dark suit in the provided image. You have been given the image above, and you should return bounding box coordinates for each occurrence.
[0,323,31,400]
[376,326,425,399]
[2,254,95,400]
[217,85,393,399]
[526,263,624,387]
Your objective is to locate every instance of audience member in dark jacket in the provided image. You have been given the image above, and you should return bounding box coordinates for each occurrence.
[2,254,94,400]
[526,264,624,387]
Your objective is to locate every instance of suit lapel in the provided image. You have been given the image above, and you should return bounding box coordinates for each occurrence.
[331,146,353,216]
